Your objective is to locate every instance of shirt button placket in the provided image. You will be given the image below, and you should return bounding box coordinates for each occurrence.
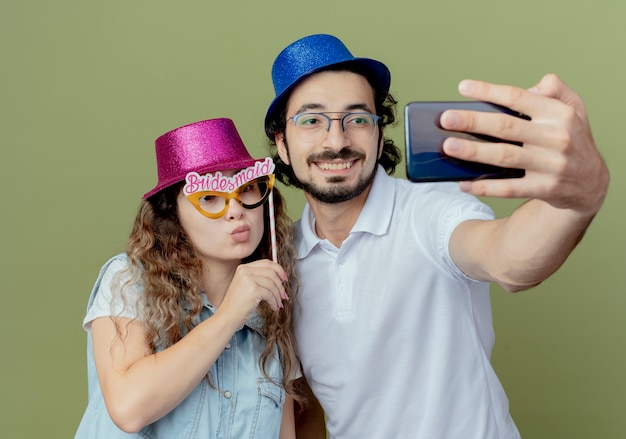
[336,255,352,315]
[220,334,236,426]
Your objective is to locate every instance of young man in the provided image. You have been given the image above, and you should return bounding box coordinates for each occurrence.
[264,34,609,438]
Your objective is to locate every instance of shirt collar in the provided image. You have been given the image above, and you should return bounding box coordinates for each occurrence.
[200,293,264,335]
[296,165,394,258]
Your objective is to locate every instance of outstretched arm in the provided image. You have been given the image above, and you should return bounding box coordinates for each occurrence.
[444,74,609,292]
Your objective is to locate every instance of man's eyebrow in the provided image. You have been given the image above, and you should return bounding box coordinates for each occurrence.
[292,103,374,114]
[293,103,325,114]
[344,103,374,113]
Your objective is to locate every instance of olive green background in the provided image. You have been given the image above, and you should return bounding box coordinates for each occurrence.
[1,1,624,438]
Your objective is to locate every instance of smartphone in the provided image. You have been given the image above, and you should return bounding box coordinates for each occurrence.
[404,101,529,182]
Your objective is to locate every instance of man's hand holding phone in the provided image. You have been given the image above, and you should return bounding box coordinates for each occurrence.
[437,74,608,217]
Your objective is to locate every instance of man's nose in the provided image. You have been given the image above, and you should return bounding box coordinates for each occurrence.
[322,118,350,149]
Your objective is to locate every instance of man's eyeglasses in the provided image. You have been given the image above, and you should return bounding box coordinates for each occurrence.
[287,112,380,143]
[185,175,275,219]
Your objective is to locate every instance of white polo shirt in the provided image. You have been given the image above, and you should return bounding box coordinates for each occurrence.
[293,166,520,439]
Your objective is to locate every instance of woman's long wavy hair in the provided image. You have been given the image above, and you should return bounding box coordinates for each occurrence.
[265,62,402,186]
[121,181,303,402]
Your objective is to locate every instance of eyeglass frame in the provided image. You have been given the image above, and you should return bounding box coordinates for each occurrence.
[185,174,275,219]
[287,112,380,141]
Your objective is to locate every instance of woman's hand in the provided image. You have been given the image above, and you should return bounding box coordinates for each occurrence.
[217,259,289,327]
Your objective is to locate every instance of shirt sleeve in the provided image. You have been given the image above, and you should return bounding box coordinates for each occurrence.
[409,182,494,281]
[82,256,142,332]
[437,186,494,281]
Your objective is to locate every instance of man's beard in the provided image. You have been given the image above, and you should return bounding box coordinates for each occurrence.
[283,137,377,204]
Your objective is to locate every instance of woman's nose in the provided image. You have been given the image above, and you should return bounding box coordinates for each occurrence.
[225,199,245,219]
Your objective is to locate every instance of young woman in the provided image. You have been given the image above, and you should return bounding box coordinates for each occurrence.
[75,118,302,438]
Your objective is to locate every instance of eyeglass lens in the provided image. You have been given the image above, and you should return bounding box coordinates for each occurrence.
[291,112,378,142]
[196,177,271,216]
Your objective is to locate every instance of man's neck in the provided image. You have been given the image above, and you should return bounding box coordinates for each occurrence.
[306,185,371,248]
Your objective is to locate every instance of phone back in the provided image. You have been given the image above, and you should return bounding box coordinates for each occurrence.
[404,101,526,182]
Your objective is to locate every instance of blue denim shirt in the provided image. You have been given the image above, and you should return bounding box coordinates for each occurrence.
[75,254,285,439]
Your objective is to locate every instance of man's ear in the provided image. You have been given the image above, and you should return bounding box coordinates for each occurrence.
[377,127,385,160]
[275,132,290,165]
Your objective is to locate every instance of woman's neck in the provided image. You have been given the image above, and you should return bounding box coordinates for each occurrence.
[200,260,239,307]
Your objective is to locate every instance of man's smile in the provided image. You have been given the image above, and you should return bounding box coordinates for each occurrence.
[315,160,357,171]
